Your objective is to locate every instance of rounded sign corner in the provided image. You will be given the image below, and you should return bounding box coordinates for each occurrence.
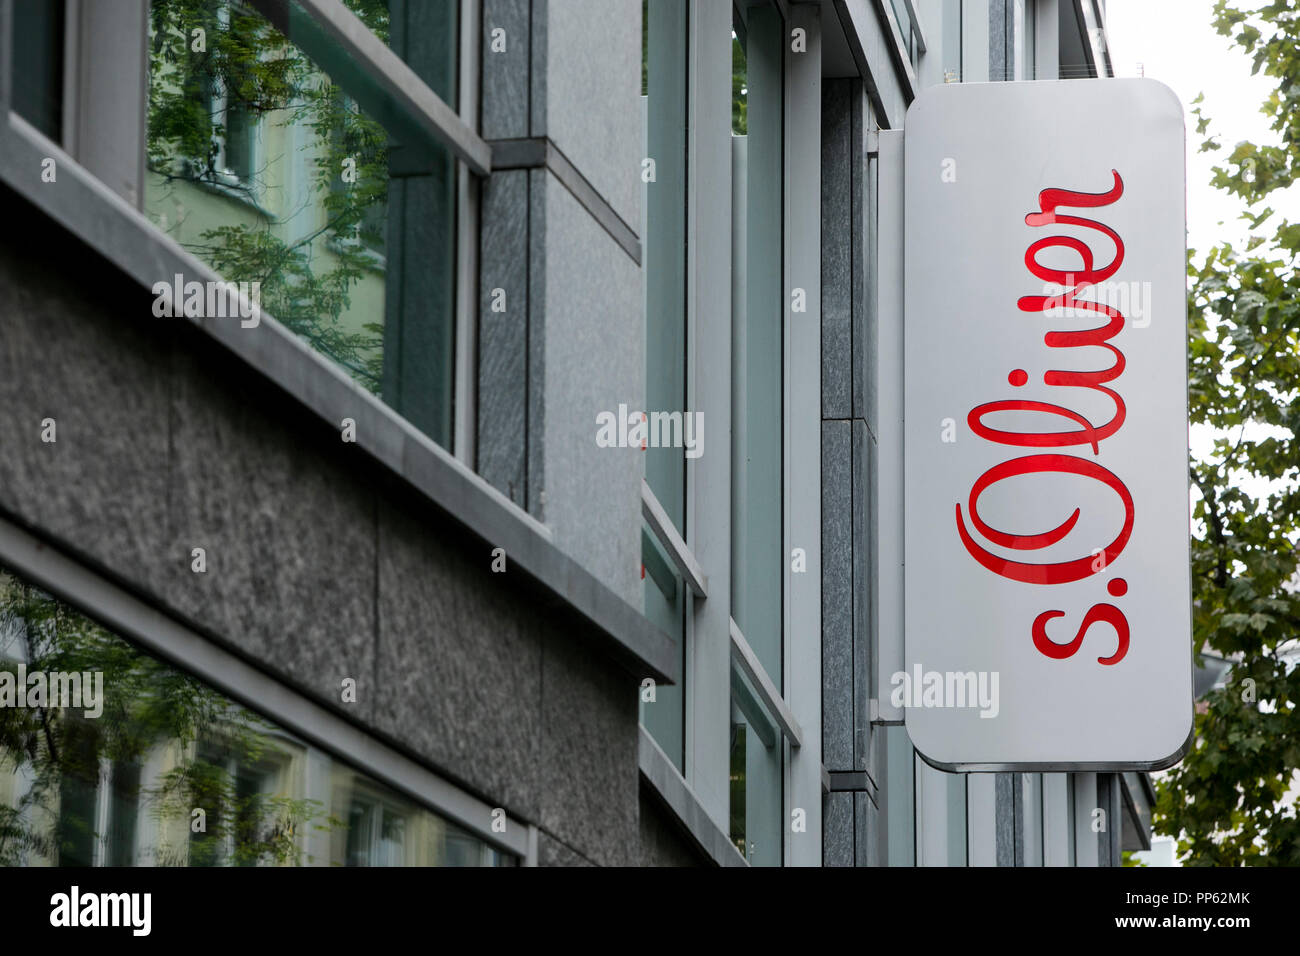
[1142,717,1196,772]
[1131,76,1186,124]
[911,741,964,774]
[902,713,960,772]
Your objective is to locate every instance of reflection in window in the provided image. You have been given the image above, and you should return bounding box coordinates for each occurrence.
[142,0,458,446]
[732,21,747,136]
[0,569,511,867]
[343,786,406,867]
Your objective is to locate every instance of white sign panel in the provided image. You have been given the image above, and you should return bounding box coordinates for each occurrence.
[903,80,1192,771]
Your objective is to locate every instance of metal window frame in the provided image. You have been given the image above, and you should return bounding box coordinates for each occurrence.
[782,0,822,868]
[871,0,917,101]
[249,0,491,175]
[0,512,535,864]
[61,0,80,153]
[901,0,927,53]
[872,128,904,725]
[452,0,482,464]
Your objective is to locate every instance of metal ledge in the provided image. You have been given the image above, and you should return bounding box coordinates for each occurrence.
[902,0,926,54]
[871,0,917,104]
[729,618,803,747]
[638,727,748,867]
[834,0,915,127]
[641,480,708,598]
[0,112,678,687]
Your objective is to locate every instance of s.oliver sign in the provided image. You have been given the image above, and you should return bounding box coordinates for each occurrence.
[903,80,1192,771]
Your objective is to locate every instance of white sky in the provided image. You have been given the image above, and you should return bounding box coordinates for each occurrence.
[1106,0,1295,252]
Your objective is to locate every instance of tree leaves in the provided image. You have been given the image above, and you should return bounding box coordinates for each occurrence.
[1155,3,1300,866]
[0,576,331,866]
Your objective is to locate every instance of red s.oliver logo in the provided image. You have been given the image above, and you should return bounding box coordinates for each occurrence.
[955,170,1133,666]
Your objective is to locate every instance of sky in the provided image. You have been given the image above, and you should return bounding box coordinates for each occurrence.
[1106,0,1294,253]
[1106,1,1295,482]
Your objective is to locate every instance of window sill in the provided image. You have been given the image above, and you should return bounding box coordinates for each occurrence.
[638,727,748,867]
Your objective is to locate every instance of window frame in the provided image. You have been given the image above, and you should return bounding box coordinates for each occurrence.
[634,0,823,867]
[28,0,488,463]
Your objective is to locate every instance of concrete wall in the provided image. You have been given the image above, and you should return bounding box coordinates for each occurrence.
[820,77,879,867]
[0,186,696,865]
[478,0,644,609]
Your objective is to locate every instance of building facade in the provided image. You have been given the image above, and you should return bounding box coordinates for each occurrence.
[0,0,1154,866]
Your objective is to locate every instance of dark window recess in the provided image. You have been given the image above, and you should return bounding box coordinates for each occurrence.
[12,0,66,143]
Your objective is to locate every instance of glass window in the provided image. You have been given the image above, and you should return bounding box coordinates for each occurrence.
[941,0,962,82]
[731,20,746,135]
[1066,772,1077,866]
[640,530,685,771]
[731,0,783,692]
[11,0,66,142]
[729,667,782,865]
[0,568,511,867]
[946,769,968,866]
[640,0,689,772]
[643,0,687,528]
[143,0,458,446]
[888,0,918,70]
[884,725,915,866]
[917,757,968,865]
[730,0,785,867]
[1019,0,1036,81]
[1020,772,1044,866]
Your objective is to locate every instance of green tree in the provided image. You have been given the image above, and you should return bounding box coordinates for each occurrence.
[0,575,335,866]
[1153,0,1300,866]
